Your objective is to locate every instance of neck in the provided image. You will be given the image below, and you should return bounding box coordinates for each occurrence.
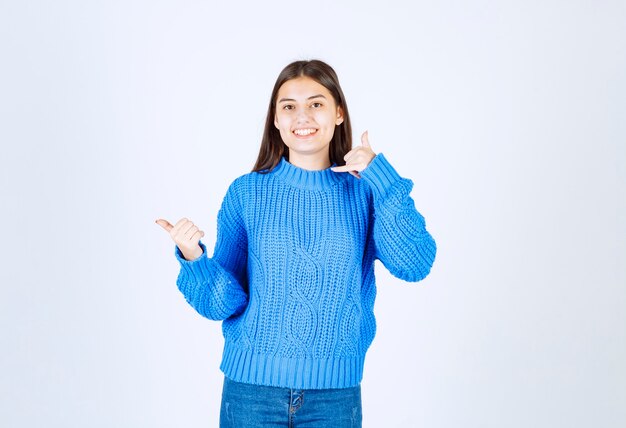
[271,155,343,191]
[287,152,331,171]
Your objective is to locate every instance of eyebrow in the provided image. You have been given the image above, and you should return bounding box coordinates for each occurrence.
[277,94,327,103]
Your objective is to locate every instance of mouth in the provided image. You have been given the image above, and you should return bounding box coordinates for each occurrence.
[292,128,318,137]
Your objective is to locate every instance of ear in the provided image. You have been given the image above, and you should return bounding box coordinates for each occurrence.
[274,114,280,129]
[335,106,344,126]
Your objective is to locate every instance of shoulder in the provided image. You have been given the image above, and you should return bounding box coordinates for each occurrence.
[226,169,263,194]
[221,168,268,209]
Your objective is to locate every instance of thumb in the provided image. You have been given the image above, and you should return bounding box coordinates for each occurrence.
[361,130,370,147]
[155,218,173,232]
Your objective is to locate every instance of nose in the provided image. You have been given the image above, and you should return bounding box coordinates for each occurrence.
[295,108,312,123]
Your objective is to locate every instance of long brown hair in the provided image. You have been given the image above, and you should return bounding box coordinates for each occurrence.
[252,60,353,173]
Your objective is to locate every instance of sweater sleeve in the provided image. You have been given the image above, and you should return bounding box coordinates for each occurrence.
[173,180,249,320]
[359,153,437,282]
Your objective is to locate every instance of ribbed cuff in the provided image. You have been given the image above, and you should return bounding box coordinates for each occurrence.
[360,153,403,199]
[174,240,210,282]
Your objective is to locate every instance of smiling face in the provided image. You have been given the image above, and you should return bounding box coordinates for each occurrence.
[274,76,344,168]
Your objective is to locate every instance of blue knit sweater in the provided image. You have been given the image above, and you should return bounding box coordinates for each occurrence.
[174,153,436,389]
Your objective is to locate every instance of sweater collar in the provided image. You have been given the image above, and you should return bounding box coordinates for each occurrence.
[271,156,344,191]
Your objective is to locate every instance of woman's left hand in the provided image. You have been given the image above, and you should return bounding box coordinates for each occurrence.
[330,130,376,179]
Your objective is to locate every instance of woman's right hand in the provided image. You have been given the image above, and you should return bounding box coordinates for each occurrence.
[155,218,205,261]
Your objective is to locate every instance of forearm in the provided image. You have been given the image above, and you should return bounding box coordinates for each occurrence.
[361,153,437,282]
[175,241,248,320]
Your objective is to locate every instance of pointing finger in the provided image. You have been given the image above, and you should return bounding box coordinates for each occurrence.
[155,218,173,232]
[330,165,351,173]
[361,130,370,147]
[331,163,368,174]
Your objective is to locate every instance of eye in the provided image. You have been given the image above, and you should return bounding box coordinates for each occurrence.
[311,102,323,108]
[282,104,294,110]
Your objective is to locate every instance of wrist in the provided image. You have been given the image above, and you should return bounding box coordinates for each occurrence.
[177,242,206,262]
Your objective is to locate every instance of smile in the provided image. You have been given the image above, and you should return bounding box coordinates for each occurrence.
[293,128,317,136]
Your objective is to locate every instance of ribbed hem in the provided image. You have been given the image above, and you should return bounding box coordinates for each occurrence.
[174,240,209,281]
[272,156,344,191]
[220,344,365,389]
[360,153,403,199]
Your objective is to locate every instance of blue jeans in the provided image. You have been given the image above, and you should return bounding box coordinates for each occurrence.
[219,376,362,427]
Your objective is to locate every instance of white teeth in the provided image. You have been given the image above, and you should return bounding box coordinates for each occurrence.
[294,128,316,136]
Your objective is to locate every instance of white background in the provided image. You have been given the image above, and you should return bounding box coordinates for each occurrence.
[1,1,624,427]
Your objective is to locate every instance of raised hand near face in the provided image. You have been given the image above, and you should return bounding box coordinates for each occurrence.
[330,130,376,179]
[156,217,205,261]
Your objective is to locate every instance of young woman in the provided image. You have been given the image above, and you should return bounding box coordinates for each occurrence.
[156,59,437,427]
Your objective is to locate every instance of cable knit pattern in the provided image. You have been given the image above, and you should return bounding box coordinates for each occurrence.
[174,153,437,389]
